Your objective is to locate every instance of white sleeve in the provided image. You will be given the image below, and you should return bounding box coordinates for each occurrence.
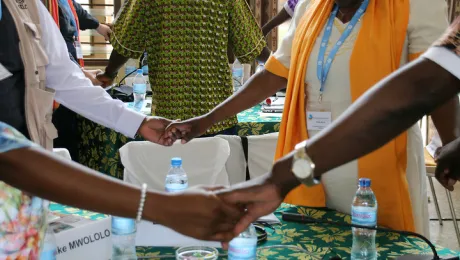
[273,0,311,69]
[422,47,460,80]
[407,0,448,55]
[36,1,145,138]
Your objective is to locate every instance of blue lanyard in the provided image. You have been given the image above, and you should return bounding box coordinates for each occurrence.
[0,0,3,21]
[316,0,369,101]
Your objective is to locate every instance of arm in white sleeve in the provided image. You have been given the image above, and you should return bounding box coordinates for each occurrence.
[37,0,145,138]
[423,47,460,80]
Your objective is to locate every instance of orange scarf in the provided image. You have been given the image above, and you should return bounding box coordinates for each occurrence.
[266,0,415,231]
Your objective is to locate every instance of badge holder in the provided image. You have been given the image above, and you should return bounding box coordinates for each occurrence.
[306,100,332,131]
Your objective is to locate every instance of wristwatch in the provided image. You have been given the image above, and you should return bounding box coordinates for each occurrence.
[291,140,320,187]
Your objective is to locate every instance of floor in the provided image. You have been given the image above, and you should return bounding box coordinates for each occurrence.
[427,178,460,251]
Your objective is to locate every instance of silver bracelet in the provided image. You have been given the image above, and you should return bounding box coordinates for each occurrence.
[136,183,147,223]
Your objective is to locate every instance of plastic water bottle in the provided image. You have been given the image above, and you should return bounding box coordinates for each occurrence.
[232,59,243,92]
[165,157,188,193]
[111,217,137,260]
[125,59,138,76]
[351,178,378,260]
[228,224,257,260]
[40,227,57,260]
[132,69,147,112]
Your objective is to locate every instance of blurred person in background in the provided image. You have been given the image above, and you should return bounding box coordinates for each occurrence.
[97,0,269,138]
[45,0,112,161]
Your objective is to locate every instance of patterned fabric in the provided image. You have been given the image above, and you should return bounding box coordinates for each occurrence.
[77,105,280,179]
[0,122,48,260]
[111,0,265,134]
[50,203,460,259]
[434,16,460,55]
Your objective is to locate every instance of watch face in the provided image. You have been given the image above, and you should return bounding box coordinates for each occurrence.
[293,160,312,179]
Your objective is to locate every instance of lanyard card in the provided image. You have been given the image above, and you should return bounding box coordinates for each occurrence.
[306,101,332,131]
[75,41,83,59]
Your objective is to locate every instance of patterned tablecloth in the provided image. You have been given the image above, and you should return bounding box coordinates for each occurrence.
[77,105,281,179]
[49,203,459,259]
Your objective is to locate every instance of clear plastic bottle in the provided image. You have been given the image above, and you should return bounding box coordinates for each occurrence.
[111,217,138,260]
[228,224,257,260]
[351,178,378,260]
[132,69,147,112]
[165,157,188,193]
[232,59,243,92]
[40,227,57,260]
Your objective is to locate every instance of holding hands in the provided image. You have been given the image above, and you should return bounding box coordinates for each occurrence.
[435,137,460,191]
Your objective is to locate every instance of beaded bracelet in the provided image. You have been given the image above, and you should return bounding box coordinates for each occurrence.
[136,183,147,223]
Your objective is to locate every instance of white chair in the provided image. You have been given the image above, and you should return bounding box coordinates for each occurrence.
[217,133,279,185]
[119,138,231,191]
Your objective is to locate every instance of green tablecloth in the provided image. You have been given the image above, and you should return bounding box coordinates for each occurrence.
[50,203,459,259]
[77,105,281,179]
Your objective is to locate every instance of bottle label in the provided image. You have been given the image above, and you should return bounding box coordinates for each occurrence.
[165,183,188,193]
[133,84,147,94]
[228,239,257,259]
[351,206,377,226]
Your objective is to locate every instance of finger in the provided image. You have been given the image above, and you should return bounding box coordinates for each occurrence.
[221,242,229,250]
[234,211,260,235]
[219,200,245,221]
[213,222,236,234]
[204,186,227,192]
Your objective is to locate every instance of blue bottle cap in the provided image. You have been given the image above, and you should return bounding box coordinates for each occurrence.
[359,178,371,188]
[171,157,182,166]
[137,69,143,74]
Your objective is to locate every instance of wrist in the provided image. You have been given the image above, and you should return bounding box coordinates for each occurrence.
[270,152,300,197]
[143,191,161,222]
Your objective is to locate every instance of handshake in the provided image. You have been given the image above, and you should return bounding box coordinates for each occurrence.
[135,116,299,246]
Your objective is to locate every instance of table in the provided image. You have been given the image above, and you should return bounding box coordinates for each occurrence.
[50,203,459,259]
[77,105,281,179]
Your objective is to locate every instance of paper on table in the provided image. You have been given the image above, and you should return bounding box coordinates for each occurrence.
[135,221,222,248]
[135,213,279,247]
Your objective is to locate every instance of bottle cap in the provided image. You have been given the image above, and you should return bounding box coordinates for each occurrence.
[171,157,182,166]
[137,69,143,74]
[358,178,371,188]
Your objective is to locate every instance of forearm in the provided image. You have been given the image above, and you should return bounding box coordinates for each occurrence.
[305,58,460,176]
[261,9,291,36]
[105,49,130,76]
[430,97,460,145]
[208,69,286,124]
[256,47,272,64]
[0,147,161,222]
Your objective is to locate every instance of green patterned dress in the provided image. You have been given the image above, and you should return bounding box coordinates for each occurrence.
[111,0,265,134]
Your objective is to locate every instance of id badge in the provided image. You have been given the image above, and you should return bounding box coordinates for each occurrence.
[75,41,83,59]
[0,63,13,81]
[306,101,332,131]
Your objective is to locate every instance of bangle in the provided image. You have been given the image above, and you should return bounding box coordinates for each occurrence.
[136,183,147,223]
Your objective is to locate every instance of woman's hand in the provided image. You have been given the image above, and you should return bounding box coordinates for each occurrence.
[166,115,214,144]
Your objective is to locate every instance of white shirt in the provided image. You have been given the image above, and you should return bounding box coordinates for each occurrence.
[37,1,145,138]
[423,47,460,80]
